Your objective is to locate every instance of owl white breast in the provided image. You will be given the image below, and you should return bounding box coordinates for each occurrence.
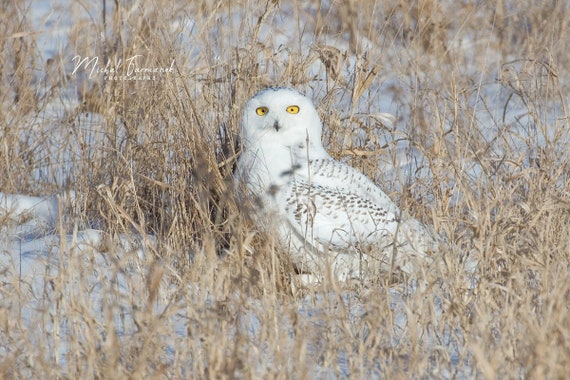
[235,87,438,283]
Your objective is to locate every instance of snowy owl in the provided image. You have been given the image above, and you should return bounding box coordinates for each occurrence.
[235,87,439,283]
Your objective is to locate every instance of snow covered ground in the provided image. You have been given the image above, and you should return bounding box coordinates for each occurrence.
[0,191,475,378]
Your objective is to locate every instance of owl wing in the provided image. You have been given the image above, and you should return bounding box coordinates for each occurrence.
[308,159,399,209]
[284,182,395,248]
[284,159,437,256]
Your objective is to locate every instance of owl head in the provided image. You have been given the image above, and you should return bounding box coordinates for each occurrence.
[239,87,324,152]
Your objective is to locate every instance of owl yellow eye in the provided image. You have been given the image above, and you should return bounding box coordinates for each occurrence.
[256,106,269,116]
[286,105,300,114]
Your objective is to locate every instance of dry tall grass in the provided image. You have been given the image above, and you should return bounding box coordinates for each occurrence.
[1,0,569,378]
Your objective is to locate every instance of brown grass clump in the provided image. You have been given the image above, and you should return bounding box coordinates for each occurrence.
[1,0,569,378]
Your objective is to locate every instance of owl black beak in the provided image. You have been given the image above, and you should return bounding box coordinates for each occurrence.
[273,120,281,132]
